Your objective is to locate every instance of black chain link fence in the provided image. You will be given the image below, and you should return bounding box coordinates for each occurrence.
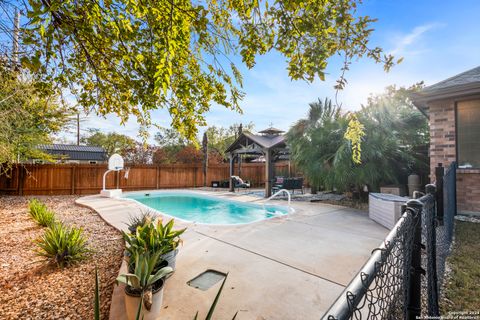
[323,162,457,320]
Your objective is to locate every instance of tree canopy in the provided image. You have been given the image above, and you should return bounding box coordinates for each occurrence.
[81,129,136,157]
[0,64,70,171]
[20,0,397,141]
[204,122,254,158]
[287,85,428,193]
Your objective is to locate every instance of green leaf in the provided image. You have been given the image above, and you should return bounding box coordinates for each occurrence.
[19,0,394,143]
[94,268,101,320]
[205,273,229,320]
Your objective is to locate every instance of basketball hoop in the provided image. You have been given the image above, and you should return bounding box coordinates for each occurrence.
[101,154,124,197]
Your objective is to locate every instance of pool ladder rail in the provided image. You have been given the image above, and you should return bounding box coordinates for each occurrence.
[262,189,293,213]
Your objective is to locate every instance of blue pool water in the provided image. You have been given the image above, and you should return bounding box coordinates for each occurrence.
[124,192,289,224]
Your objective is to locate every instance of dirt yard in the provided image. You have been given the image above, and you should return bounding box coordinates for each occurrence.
[0,196,124,320]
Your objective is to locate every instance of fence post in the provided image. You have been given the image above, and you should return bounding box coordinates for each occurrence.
[193,166,197,188]
[450,162,457,216]
[71,165,76,195]
[425,183,440,316]
[18,165,24,196]
[435,163,444,223]
[229,155,235,192]
[115,170,119,189]
[406,199,423,320]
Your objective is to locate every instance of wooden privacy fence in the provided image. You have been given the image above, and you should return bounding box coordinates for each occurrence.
[0,162,300,196]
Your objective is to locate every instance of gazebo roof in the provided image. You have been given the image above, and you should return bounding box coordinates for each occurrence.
[258,127,285,135]
[225,131,287,154]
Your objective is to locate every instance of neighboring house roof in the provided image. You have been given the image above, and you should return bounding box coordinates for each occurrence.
[412,66,480,113]
[225,130,287,154]
[37,144,107,161]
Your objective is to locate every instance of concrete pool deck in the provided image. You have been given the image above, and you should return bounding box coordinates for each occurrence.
[76,189,389,320]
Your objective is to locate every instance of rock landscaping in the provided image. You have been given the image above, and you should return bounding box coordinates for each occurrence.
[0,196,124,320]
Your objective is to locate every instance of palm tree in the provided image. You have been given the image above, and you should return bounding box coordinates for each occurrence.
[287,98,348,192]
[287,91,427,195]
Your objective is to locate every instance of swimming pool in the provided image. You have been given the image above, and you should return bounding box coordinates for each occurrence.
[124,192,289,224]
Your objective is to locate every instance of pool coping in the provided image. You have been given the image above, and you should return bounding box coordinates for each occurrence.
[117,189,295,227]
[76,189,389,320]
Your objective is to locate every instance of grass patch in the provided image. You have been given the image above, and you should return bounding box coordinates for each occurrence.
[442,221,480,312]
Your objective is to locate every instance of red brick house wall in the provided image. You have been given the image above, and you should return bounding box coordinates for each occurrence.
[427,97,480,213]
[428,99,456,180]
[456,171,480,212]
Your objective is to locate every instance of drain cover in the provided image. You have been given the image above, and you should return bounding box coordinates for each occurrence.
[187,270,226,291]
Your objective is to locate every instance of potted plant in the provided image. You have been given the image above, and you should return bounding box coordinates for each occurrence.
[117,251,173,320]
[124,219,186,271]
[127,210,158,234]
[156,219,186,269]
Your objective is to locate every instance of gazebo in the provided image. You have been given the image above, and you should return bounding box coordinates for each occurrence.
[225,127,289,197]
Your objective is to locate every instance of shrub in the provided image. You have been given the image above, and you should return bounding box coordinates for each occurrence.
[28,198,56,227]
[127,210,159,234]
[287,90,427,193]
[35,222,90,267]
[124,219,186,273]
[116,252,173,311]
[124,219,186,259]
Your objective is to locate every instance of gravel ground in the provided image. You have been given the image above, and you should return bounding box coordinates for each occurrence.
[0,196,124,320]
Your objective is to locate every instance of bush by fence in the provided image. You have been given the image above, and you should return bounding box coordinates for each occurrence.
[0,162,299,195]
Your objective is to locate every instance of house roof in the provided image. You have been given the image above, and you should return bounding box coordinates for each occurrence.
[225,131,287,154]
[412,66,480,112]
[422,66,480,92]
[38,144,107,161]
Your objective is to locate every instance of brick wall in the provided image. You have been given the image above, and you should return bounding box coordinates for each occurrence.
[428,99,456,180]
[427,98,480,213]
[457,170,480,213]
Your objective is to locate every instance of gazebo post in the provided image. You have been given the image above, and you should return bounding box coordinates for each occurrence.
[264,148,272,198]
[229,153,235,192]
[238,154,242,178]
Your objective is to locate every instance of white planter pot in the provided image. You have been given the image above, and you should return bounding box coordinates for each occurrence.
[161,249,178,270]
[124,280,165,320]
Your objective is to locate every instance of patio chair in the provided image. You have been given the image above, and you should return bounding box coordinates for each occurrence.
[272,177,304,194]
[231,176,251,191]
[273,176,285,190]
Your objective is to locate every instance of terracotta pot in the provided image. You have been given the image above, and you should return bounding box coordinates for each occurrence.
[124,279,165,320]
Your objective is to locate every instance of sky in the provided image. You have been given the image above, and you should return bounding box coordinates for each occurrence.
[23,1,480,143]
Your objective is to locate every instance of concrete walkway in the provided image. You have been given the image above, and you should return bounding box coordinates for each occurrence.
[76,190,388,320]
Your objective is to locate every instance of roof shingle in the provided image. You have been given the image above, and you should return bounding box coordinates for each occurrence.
[422,66,480,92]
[37,144,107,161]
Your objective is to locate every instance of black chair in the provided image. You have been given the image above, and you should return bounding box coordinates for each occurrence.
[219,180,230,188]
[272,177,304,194]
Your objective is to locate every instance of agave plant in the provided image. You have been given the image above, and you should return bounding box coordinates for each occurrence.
[28,198,56,227]
[127,210,159,234]
[116,251,173,312]
[35,222,90,267]
[124,219,186,261]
